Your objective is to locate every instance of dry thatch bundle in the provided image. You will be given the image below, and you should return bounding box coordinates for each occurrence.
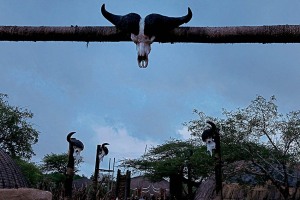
[194,178,300,200]
[0,149,28,188]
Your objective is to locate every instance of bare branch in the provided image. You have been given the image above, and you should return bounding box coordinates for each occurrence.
[262,129,280,152]
[252,161,285,186]
[284,135,298,155]
[244,146,285,177]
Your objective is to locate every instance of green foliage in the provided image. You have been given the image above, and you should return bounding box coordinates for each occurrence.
[40,152,83,175]
[120,139,214,200]
[43,172,66,185]
[221,95,300,164]
[37,161,86,199]
[37,172,87,199]
[40,153,69,174]
[120,139,214,183]
[121,95,300,199]
[14,158,43,187]
[0,93,39,159]
[187,95,300,199]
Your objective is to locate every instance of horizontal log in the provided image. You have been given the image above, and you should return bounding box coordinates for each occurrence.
[0,25,300,43]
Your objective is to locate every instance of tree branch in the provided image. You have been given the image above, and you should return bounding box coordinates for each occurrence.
[1,25,300,43]
[244,145,296,178]
[262,129,280,152]
[284,135,298,156]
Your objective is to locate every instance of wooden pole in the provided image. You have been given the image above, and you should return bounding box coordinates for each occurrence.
[64,140,75,200]
[107,158,111,192]
[214,130,223,200]
[1,25,300,43]
[111,158,115,191]
[93,144,101,199]
[203,122,223,199]
[64,132,84,200]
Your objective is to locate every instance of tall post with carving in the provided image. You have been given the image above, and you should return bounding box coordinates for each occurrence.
[64,132,84,200]
[92,143,109,199]
[202,121,222,199]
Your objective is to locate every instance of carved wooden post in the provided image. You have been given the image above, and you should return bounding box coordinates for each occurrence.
[125,170,131,199]
[91,143,109,199]
[202,121,223,199]
[92,144,101,199]
[64,132,84,200]
[214,128,223,199]
[169,166,183,200]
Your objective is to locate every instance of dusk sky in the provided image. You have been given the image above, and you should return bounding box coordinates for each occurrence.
[1,0,300,176]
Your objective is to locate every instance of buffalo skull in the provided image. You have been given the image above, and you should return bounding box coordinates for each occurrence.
[67,132,84,164]
[202,121,218,156]
[101,4,192,68]
[99,143,109,161]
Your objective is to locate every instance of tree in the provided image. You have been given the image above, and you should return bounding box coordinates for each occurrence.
[14,158,43,187]
[40,152,83,175]
[41,153,69,174]
[40,152,84,197]
[120,139,214,200]
[0,93,39,159]
[187,95,300,200]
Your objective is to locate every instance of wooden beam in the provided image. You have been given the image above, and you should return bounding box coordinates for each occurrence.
[1,25,300,43]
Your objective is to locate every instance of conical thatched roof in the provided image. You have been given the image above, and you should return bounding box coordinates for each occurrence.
[0,149,28,188]
[73,177,92,189]
[130,176,169,197]
[194,178,300,200]
[131,176,169,190]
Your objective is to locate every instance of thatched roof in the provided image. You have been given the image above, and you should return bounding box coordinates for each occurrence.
[0,149,28,188]
[130,176,169,197]
[73,177,92,189]
[194,178,300,200]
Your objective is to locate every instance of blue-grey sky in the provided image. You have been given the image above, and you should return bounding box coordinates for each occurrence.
[1,0,300,176]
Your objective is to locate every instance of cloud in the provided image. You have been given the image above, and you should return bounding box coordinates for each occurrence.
[2,0,300,179]
[77,124,159,176]
[177,126,191,140]
[92,125,158,159]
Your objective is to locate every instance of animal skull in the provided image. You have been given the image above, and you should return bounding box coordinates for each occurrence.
[101,4,192,68]
[204,138,216,156]
[98,143,109,161]
[131,33,155,68]
[67,132,84,164]
[73,146,83,164]
[202,121,218,156]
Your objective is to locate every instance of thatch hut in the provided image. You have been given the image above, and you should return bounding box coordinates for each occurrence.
[194,178,300,200]
[0,149,28,188]
[130,176,169,199]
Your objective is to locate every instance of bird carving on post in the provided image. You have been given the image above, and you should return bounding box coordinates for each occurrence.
[101,4,192,68]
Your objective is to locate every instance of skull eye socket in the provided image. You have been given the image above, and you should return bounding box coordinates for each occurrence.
[73,147,82,155]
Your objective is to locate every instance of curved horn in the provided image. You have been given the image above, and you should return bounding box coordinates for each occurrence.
[101,143,109,155]
[144,7,192,36]
[71,139,84,150]
[67,132,76,143]
[101,4,141,35]
[206,121,216,131]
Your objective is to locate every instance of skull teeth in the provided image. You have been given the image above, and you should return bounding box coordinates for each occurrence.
[138,60,148,68]
[138,56,148,68]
